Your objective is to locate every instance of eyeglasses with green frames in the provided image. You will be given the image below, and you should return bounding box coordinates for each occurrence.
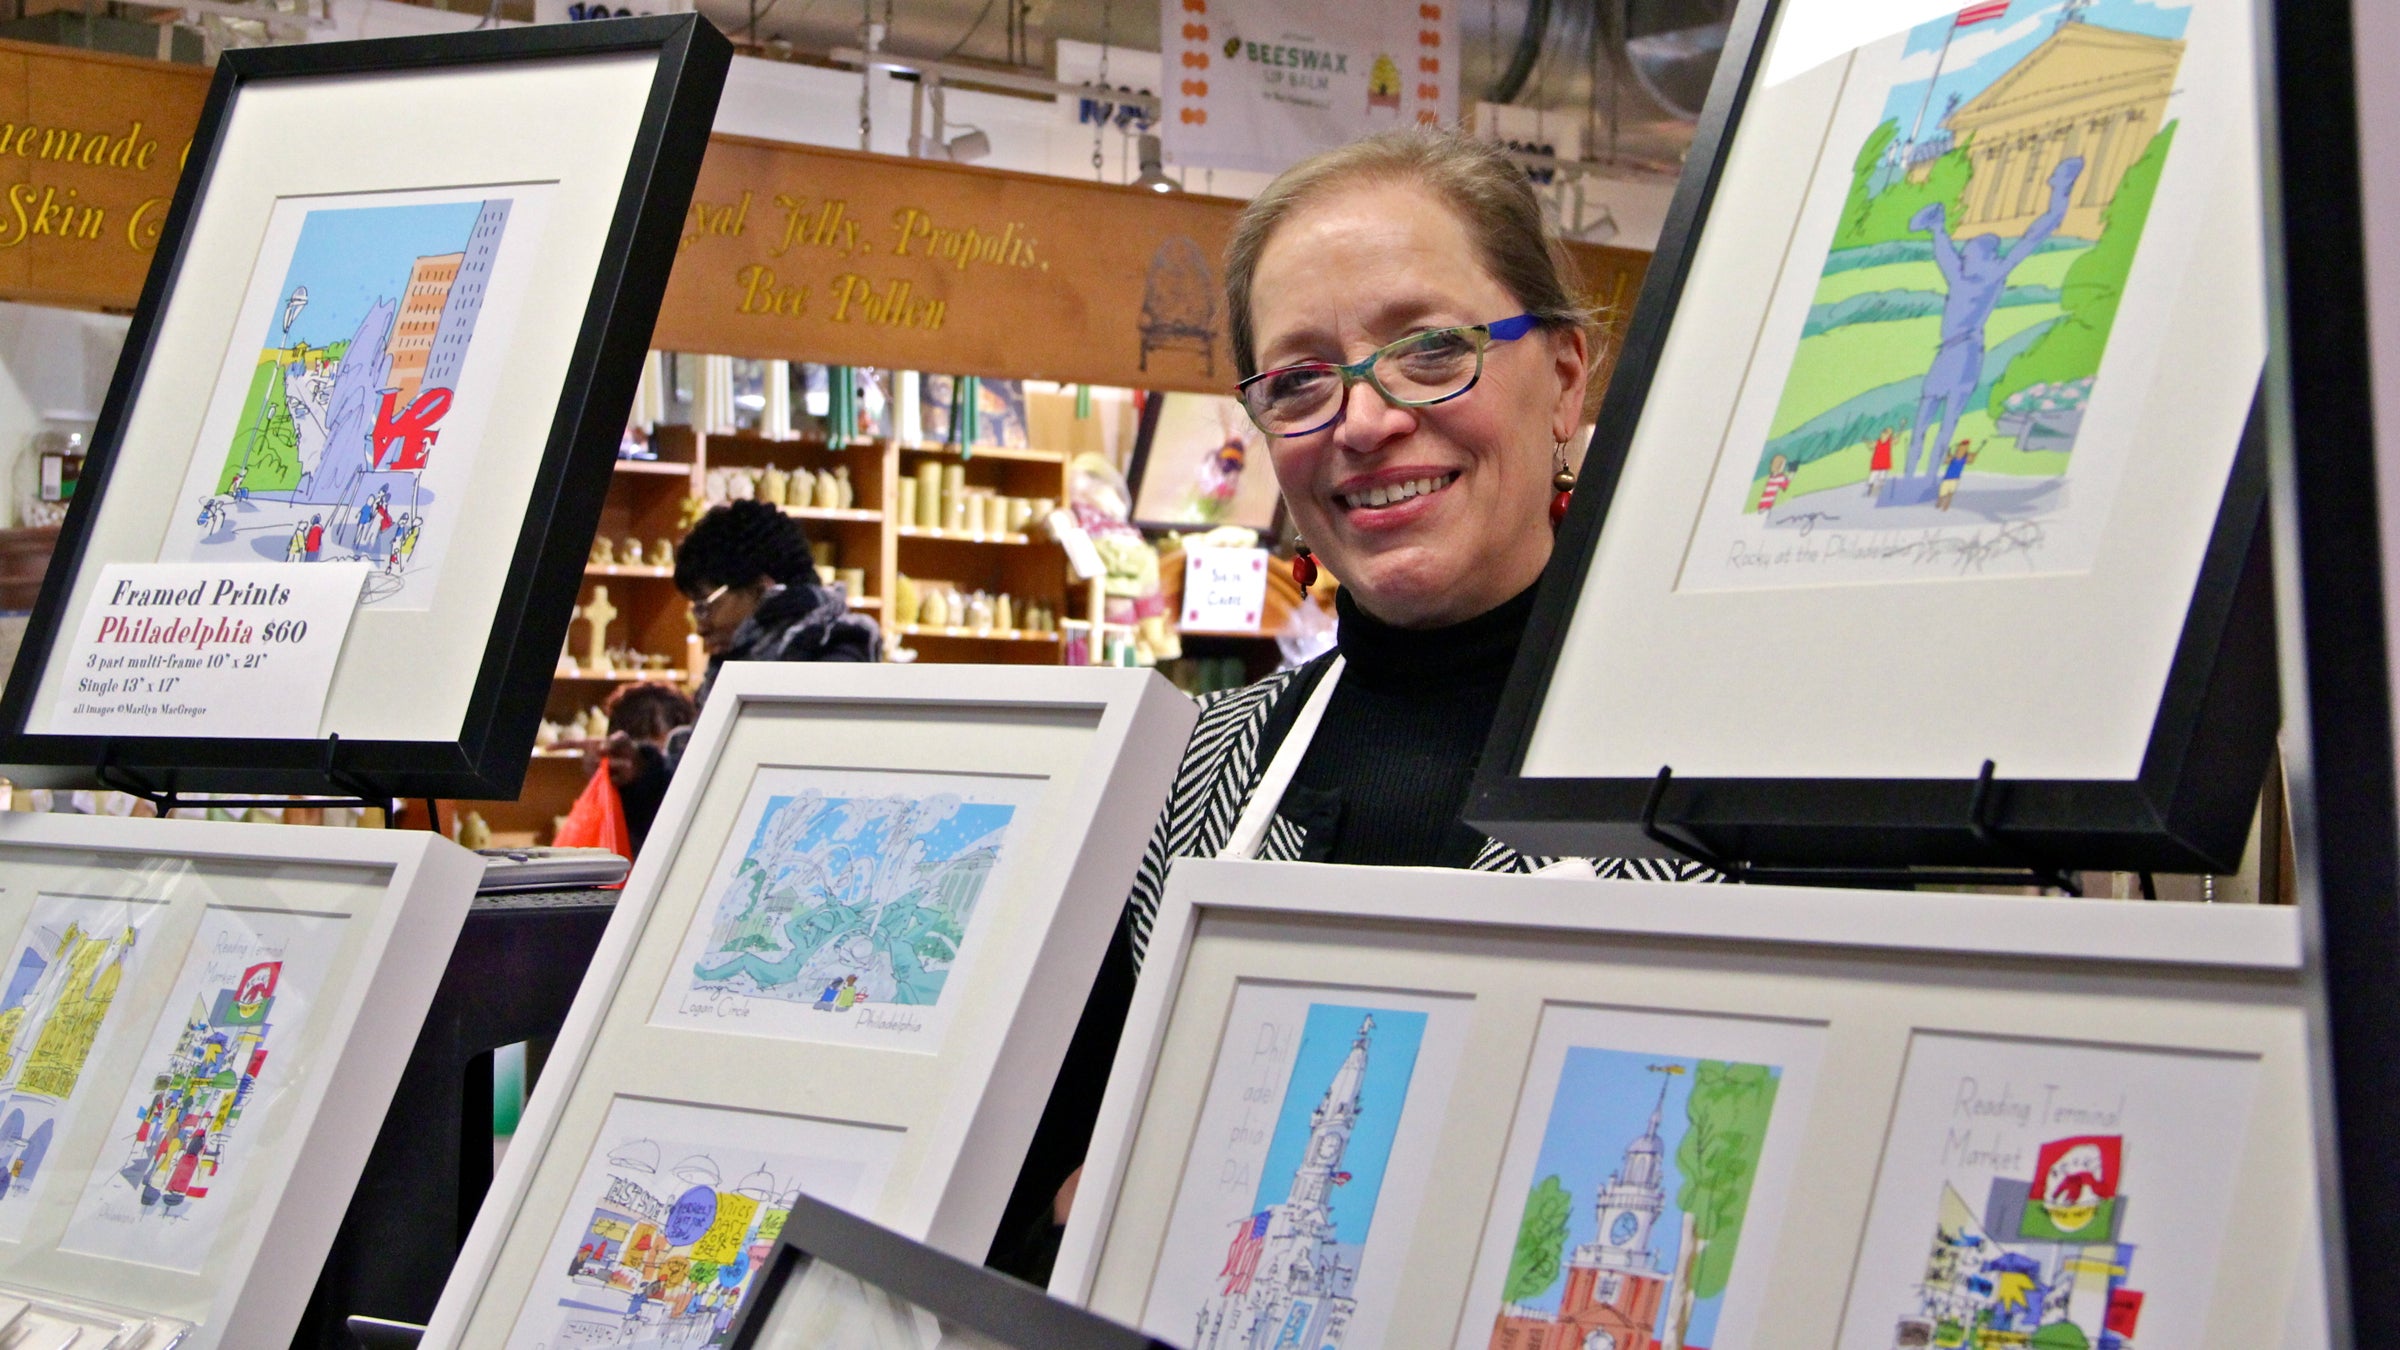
[1235,314,1541,437]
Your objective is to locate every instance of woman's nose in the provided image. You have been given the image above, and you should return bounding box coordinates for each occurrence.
[1332,376,1410,452]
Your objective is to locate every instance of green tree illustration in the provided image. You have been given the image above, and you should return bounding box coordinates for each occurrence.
[1833,119,1976,250]
[1835,121,1899,245]
[1988,122,2179,419]
[1502,1174,1574,1305]
[1673,1060,1781,1300]
[2030,1320,2092,1350]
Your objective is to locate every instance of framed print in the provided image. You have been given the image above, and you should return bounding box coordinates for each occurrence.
[1055,858,2321,1348]
[1129,392,1283,535]
[1472,0,2277,873]
[418,664,1194,1349]
[0,18,731,799]
[0,812,479,1349]
[724,1192,1172,1349]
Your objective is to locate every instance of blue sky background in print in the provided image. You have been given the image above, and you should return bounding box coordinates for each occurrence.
[268,200,485,350]
[1251,1003,1426,1247]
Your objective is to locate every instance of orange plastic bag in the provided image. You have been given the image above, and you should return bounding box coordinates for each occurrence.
[552,766,632,862]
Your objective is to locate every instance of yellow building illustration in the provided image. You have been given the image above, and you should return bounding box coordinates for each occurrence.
[1941,21,2186,240]
[16,924,133,1101]
[0,1005,25,1082]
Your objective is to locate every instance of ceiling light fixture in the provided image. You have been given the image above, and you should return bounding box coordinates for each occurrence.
[1133,133,1179,193]
[946,128,991,163]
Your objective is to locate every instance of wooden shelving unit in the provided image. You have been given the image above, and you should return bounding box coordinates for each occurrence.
[455,422,1083,845]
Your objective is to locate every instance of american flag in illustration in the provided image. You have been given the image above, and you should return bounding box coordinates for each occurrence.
[1954,0,2010,24]
[1219,1211,1272,1295]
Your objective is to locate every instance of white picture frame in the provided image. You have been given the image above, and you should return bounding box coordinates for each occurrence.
[422,663,1194,1350]
[1057,859,2320,1349]
[0,812,479,1350]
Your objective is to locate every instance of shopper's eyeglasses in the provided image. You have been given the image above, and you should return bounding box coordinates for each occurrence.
[1235,314,1540,438]
[688,583,732,620]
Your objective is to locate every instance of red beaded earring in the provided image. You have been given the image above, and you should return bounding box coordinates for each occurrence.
[1290,538,1318,590]
[1550,440,1577,528]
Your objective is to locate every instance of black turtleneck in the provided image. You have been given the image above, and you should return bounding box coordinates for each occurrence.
[1265,581,1538,867]
[985,579,1539,1283]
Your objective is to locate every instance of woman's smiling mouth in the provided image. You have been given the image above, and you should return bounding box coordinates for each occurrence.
[1335,471,1462,513]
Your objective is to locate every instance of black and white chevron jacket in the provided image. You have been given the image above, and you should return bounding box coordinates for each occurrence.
[1123,655,1719,968]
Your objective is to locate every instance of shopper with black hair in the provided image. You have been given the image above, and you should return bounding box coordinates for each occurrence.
[600,501,881,819]
[673,499,882,705]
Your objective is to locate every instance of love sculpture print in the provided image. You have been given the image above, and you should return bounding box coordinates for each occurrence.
[157,184,555,610]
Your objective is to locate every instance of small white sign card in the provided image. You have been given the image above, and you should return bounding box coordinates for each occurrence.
[39,562,367,738]
[1178,548,1270,633]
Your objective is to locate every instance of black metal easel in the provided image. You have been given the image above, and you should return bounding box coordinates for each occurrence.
[1639,760,2095,897]
[91,733,401,821]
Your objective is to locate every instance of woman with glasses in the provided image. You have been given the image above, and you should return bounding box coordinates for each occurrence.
[996,129,1712,1279]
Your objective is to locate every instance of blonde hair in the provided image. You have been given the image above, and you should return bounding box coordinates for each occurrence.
[1224,129,1593,379]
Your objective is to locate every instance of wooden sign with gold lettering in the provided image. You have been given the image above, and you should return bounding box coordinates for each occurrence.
[0,51,1648,398]
[654,137,1250,394]
[0,41,208,311]
[655,136,1649,398]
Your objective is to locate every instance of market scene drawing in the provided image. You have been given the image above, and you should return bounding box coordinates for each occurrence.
[161,193,519,607]
[656,769,1035,1049]
[1839,1034,2256,1350]
[104,959,283,1217]
[1486,1052,1781,1350]
[510,1098,896,1350]
[542,1142,793,1348]
[61,905,346,1273]
[0,897,148,1240]
[1889,1133,2145,1348]
[1185,1003,1426,1350]
[1690,0,2196,585]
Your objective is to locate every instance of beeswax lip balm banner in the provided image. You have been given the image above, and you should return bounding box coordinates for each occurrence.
[1159,0,1457,175]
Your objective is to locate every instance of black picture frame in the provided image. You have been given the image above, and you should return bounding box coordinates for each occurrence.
[0,15,730,801]
[2258,0,2392,1338]
[1469,0,2279,876]
[723,1194,1173,1350]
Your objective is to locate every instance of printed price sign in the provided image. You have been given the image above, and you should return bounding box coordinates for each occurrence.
[41,562,369,738]
[1180,547,1270,633]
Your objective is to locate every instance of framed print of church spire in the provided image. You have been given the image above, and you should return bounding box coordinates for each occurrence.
[0,18,730,799]
[1471,0,2278,874]
[1055,859,2322,1348]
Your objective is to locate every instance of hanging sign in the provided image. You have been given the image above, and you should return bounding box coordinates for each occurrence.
[1159,0,1457,174]
[654,137,1251,395]
[41,562,368,738]
[0,40,208,311]
[0,47,1641,401]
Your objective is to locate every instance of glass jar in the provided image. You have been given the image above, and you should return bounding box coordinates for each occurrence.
[13,428,83,528]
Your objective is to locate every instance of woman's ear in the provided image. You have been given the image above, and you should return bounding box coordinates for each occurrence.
[1548,326,1593,444]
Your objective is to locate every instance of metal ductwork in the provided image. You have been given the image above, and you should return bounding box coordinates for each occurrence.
[1611,0,1732,122]
[1484,0,1729,123]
